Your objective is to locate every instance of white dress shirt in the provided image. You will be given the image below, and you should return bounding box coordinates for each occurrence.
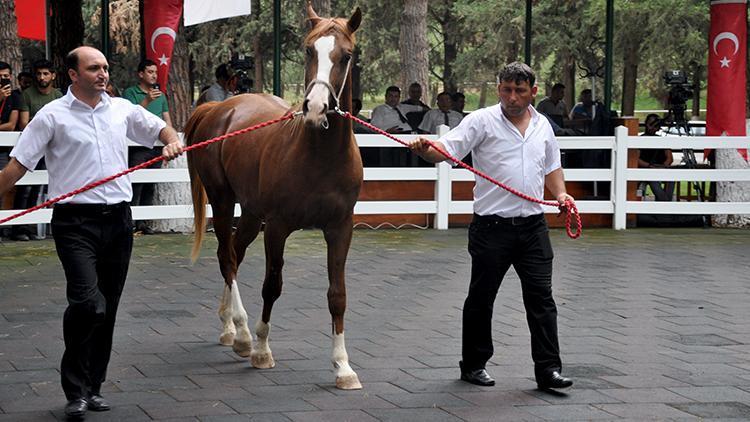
[440,103,561,217]
[11,89,166,204]
[370,104,413,132]
[418,109,464,133]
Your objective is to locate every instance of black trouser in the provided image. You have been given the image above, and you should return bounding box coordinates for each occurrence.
[129,146,161,209]
[51,202,133,401]
[462,213,562,380]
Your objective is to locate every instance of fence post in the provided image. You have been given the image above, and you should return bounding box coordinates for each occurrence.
[613,125,628,230]
[434,125,451,229]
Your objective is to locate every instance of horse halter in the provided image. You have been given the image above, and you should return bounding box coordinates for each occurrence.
[302,58,352,128]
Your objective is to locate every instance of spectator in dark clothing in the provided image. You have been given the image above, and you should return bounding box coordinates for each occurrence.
[452,92,467,116]
[401,82,430,132]
[638,113,674,201]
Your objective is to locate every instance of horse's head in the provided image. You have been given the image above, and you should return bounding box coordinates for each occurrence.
[302,3,361,129]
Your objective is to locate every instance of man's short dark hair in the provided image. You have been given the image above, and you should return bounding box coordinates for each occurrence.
[18,71,32,80]
[0,61,11,72]
[34,59,56,74]
[409,82,421,89]
[645,113,661,124]
[552,83,565,91]
[385,85,400,95]
[451,92,465,101]
[497,61,536,87]
[138,59,157,73]
[581,89,592,96]
[215,64,231,81]
[437,91,452,100]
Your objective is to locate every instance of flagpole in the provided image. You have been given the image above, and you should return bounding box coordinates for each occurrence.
[44,0,51,60]
[101,0,110,58]
[273,0,281,96]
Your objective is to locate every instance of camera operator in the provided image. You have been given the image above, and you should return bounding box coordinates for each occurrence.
[122,59,172,234]
[201,64,237,104]
[638,113,674,201]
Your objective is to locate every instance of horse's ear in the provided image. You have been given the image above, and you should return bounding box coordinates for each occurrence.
[347,7,362,33]
[307,1,322,28]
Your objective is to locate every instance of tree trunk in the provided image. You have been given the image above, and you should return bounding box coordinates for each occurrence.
[713,11,750,228]
[49,0,84,90]
[692,62,702,118]
[439,7,458,93]
[478,81,488,108]
[399,0,429,104]
[562,51,576,111]
[0,0,23,75]
[713,147,750,227]
[153,18,192,233]
[252,0,264,92]
[311,0,331,17]
[620,43,639,116]
[166,20,190,131]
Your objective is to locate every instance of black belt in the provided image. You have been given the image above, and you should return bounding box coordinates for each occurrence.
[54,202,130,216]
[473,213,544,226]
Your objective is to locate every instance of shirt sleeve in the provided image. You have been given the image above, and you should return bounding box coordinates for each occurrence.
[439,111,483,161]
[125,102,167,148]
[418,111,433,133]
[543,122,562,174]
[122,87,138,105]
[9,110,54,171]
[19,90,30,112]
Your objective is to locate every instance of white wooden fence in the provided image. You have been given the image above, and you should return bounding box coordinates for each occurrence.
[1,126,749,230]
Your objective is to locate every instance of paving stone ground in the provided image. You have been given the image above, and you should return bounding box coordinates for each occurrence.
[1,227,749,421]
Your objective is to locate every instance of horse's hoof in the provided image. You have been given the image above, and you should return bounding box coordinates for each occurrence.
[232,340,252,357]
[219,332,235,346]
[335,374,362,390]
[250,352,275,369]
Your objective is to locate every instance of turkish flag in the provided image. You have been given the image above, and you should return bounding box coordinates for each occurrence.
[15,0,46,41]
[143,0,183,92]
[707,0,747,159]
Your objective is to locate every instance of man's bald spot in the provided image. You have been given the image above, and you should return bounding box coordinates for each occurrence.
[65,46,106,73]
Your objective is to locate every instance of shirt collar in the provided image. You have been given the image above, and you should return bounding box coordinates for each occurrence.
[63,87,111,110]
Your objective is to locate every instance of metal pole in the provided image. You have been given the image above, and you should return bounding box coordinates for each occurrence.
[524,0,532,65]
[45,0,51,60]
[273,0,281,96]
[101,0,110,58]
[603,0,614,111]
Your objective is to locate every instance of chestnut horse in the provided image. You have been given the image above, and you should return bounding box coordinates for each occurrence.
[184,4,363,389]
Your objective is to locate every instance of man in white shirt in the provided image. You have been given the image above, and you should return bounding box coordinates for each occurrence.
[536,83,568,128]
[418,92,464,134]
[0,46,183,418]
[409,62,575,392]
[370,86,413,134]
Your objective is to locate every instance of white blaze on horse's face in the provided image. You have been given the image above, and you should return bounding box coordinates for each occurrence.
[304,35,335,128]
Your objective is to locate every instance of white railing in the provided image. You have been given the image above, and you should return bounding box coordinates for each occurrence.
[1,126,749,230]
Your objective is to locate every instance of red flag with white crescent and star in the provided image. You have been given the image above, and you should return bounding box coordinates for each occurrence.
[707,0,747,159]
[143,0,183,93]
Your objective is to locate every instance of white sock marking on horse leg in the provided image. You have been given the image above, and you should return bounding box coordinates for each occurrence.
[218,283,236,345]
[229,280,253,357]
[332,332,361,389]
[250,319,275,368]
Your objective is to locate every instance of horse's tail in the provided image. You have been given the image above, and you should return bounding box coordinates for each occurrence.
[185,102,216,263]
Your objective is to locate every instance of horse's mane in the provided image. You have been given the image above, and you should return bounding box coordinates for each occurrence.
[304,17,356,45]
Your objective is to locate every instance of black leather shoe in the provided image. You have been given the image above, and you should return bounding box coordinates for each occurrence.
[88,394,110,412]
[64,398,88,417]
[537,371,573,390]
[459,361,495,386]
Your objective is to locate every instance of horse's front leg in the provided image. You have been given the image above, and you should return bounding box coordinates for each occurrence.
[250,221,289,369]
[324,218,362,390]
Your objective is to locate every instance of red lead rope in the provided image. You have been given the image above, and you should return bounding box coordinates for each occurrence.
[340,111,581,239]
[1,110,581,239]
[0,112,297,226]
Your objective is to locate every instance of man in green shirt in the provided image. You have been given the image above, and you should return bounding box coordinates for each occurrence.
[19,59,62,129]
[14,59,62,241]
[122,59,172,234]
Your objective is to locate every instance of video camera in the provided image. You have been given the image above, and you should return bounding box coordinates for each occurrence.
[229,53,254,94]
[663,70,693,122]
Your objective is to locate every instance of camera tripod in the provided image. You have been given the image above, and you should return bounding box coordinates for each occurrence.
[663,111,708,226]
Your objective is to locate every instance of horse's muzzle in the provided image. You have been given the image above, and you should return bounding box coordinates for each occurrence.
[302,99,330,129]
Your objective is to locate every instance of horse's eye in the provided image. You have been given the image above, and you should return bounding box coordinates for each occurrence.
[341,54,352,64]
